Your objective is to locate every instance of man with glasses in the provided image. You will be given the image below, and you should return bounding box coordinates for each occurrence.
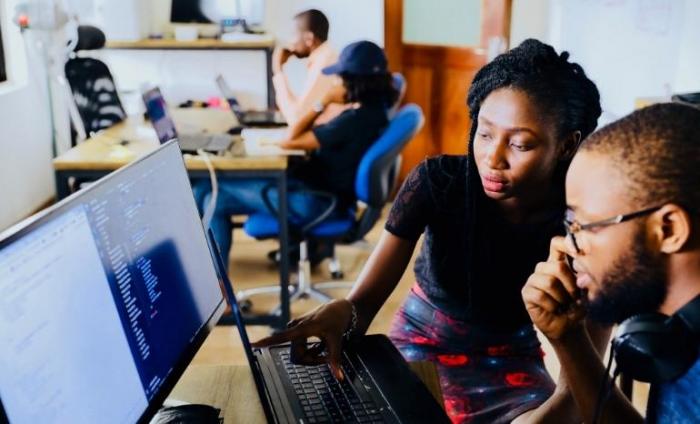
[520,103,700,423]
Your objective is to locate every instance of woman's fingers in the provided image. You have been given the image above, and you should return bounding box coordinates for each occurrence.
[289,336,310,364]
[252,323,308,348]
[325,336,344,380]
[293,342,331,366]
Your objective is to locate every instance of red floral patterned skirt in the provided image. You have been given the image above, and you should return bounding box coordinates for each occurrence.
[389,284,555,424]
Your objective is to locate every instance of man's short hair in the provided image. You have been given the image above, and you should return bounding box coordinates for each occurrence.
[295,9,329,42]
[579,103,700,211]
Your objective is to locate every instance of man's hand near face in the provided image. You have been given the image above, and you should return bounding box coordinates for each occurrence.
[519,236,641,424]
[522,236,585,341]
[273,46,295,75]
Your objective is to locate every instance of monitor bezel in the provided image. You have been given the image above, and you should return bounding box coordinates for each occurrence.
[0,141,226,424]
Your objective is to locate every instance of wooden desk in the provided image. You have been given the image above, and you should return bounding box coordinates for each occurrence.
[52,108,292,328]
[53,109,286,176]
[168,365,266,423]
[106,37,276,109]
[106,37,275,50]
[167,362,444,423]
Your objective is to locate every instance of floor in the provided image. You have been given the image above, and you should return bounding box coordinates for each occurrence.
[190,206,649,415]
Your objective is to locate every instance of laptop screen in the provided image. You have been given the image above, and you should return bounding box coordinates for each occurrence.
[215,75,244,116]
[204,226,276,422]
[142,87,179,144]
[0,142,224,423]
[206,227,256,364]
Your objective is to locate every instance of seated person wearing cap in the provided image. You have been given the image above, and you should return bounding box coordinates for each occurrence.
[519,103,700,423]
[197,41,398,271]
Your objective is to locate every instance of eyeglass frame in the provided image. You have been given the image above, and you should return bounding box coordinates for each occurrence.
[563,205,663,255]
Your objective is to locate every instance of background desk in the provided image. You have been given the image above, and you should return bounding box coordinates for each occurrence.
[168,362,444,423]
[106,38,276,109]
[52,108,292,328]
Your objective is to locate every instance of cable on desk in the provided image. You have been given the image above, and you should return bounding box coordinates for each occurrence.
[198,149,219,230]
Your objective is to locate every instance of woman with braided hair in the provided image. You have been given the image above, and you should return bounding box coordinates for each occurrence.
[254,39,604,423]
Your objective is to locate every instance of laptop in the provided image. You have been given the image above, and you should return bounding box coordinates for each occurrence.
[207,231,451,423]
[0,142,226,423]
[142,86,233,153]
[216,74,286,127]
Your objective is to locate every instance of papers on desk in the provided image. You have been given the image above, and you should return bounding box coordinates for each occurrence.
[241,128,306,156]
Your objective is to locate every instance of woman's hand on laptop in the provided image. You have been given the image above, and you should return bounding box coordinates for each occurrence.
[252,299,354,380]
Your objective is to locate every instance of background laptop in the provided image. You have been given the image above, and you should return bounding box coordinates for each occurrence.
[0,142,225,423]
[216,74,286,127]
[142,86,233,153]
[208,231,451,424]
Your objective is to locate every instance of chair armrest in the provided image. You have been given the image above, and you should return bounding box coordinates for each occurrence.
[260,183,339,234]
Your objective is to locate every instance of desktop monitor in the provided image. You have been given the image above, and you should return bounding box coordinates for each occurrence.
[170,0,265,25]
[0,142,226,423]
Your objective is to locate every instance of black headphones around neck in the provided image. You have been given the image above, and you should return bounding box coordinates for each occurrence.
[612,294,700,384]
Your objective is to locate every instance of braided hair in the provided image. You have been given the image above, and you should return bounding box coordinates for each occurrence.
[463,39,601,296]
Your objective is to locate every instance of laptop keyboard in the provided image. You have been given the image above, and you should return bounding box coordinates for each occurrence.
[276,350,385,423]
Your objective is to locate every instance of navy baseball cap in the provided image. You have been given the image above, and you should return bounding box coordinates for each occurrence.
[322,40,388,76]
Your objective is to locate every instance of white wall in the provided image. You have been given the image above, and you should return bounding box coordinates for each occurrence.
[510,0,699,124]
[0,0,55,231]
[510,0,551,48]
[550,0,688,122]
[673,0,700,93]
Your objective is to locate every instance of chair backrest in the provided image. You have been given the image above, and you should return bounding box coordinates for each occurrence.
[356,103,423,207]
[387,72,406,119]
[347,104,423,240]
[344,103,423,242]
[64,26,125,137]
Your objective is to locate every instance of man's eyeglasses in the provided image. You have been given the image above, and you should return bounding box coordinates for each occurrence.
[563,205,663,254]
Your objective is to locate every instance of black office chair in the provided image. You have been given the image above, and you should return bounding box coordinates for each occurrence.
[64,25,126,141]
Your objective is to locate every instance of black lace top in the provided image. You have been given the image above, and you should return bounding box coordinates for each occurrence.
[386,155,563,330]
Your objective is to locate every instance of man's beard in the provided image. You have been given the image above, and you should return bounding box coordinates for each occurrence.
[583,230,668,324]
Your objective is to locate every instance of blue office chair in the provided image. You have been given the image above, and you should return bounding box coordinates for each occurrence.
[238,104,424,310]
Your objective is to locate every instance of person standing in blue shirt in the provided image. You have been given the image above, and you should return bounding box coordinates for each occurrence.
[521,103,700,423]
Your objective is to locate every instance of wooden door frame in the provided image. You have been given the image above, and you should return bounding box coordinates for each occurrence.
[384,0,513,72]
[384,0,512,175]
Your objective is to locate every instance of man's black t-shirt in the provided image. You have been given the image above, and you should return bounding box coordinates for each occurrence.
[291,103,388,208]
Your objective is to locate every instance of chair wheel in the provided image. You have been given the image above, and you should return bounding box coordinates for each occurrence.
[331,271,344,280]
[266,249,279,263]
[239,299,253,313]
